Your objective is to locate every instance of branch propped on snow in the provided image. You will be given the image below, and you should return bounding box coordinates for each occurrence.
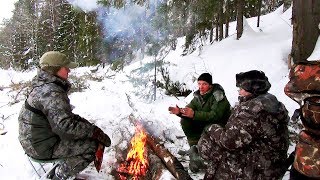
[146,135,192,180]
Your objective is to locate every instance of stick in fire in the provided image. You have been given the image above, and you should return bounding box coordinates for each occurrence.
[117,124,192,180]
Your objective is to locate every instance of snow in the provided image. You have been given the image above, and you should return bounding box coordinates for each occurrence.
[0,6,304,180]
[308,35,320,61]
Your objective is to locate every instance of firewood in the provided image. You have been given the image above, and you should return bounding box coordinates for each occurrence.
[146,135,192,180]
[147,149,175,180]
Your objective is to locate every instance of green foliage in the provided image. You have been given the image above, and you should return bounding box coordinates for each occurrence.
[159,66,191,97]
[0,0,103,70]
[0,0,287,70]
[110,59,124,71]
[69,72,106,94]
[97,0,147,8]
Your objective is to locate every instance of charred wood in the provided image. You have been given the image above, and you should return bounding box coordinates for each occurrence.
[146,135,192,180]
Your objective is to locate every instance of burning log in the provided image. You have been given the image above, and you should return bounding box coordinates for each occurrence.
[117,125,148,179]
[146,135,192,180]
[115,119,192,180]
[148,149,175,179]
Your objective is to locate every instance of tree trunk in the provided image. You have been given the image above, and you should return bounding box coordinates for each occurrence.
[291,0,320,63]
[257,0,262,27]
[236,0,244,39]
[210,26,214,43]
[146,135,192,180]
[225,0,230,38]
[219,0,224,41]
[210,5,215,43]
[215,18,219,41]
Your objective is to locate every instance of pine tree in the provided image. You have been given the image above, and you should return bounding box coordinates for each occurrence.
[291,0,320,63]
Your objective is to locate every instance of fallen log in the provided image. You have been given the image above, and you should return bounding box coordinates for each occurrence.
[146,135,192,180]
[147,148,175,180]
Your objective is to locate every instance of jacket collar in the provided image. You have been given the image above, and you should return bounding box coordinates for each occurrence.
[33,69,71,92]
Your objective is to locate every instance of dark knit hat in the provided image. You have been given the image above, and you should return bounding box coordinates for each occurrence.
[198,73,212,85]
[236,70,271,95]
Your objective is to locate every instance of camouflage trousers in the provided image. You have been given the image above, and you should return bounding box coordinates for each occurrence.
[197,131,224,179]
[52,139,98,179]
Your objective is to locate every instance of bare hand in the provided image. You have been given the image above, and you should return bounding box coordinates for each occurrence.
[168,105,180,115]
[181,107,194,118]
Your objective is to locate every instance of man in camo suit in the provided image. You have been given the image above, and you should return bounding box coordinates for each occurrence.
[198,70,289,179]
[18,51,111,180]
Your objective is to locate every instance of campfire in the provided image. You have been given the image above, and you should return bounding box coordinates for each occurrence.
[117,125,149,179]
[115,124,192,180]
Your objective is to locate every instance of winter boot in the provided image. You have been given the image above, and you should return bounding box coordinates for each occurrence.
[178,149,189,156]
[46,163,60,179]
[188,145,207,173]
[52,164,68,180]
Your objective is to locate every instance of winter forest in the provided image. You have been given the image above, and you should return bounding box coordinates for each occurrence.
[0,0,295,70]
[1,0,320,179]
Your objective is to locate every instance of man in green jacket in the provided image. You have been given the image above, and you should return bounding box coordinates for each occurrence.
[169,73,231,172]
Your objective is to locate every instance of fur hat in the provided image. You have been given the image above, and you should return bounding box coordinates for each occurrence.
[236,70,271,95]
[40,51,78,69]
[198,73,212,85]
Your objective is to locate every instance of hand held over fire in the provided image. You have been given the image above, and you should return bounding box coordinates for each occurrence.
[180,107,194,118]
[168,105,180,114]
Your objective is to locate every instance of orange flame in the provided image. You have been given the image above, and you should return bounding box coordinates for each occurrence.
[118,125,149,179]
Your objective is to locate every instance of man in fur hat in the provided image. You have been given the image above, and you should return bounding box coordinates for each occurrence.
[198,70,289,179]
[168,72,231,172]
[18,51,111,180]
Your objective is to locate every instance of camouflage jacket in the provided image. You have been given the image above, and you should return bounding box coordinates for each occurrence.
[198,93,289,180]
[18,69,96,159]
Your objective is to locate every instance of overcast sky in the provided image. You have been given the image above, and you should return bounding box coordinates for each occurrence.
[0,0,17,24]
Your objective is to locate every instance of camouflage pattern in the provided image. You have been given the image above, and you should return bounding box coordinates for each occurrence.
[53,139,97,179]
[293,131,320,178]
[284,61,320,178]
[198,93,289,180]
[236,70,271,95]
[284,61,320,105]
[18,69,98,179]
[181,83,231,146]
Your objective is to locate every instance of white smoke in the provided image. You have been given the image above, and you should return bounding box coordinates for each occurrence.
[67,0,100,12]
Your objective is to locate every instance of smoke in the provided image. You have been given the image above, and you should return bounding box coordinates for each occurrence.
[66,0,161,36]
[67,0,100,12]
[100,4,146,39]
[67,0,167,62]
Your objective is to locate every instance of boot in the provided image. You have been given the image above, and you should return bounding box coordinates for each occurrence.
[188,145,207,173]
[178,149,189,156]
[52,164,68,180]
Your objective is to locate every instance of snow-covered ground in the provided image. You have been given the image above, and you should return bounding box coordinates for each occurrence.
[0,6,304,180]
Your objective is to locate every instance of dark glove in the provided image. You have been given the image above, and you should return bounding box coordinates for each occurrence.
[73,114,88,123]
[92,127,111,147]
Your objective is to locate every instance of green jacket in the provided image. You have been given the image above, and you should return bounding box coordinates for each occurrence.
[181,83,231,145]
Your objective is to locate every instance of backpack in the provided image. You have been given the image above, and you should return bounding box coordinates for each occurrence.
[284,61,320,178]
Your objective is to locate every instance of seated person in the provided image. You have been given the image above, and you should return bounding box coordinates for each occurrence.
[18,51,111,179]
[169,73,231,172]
[198,70,289,179]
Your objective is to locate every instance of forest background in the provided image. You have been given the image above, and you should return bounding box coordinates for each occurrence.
[0,0,320,179]
[0,0,303,71]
